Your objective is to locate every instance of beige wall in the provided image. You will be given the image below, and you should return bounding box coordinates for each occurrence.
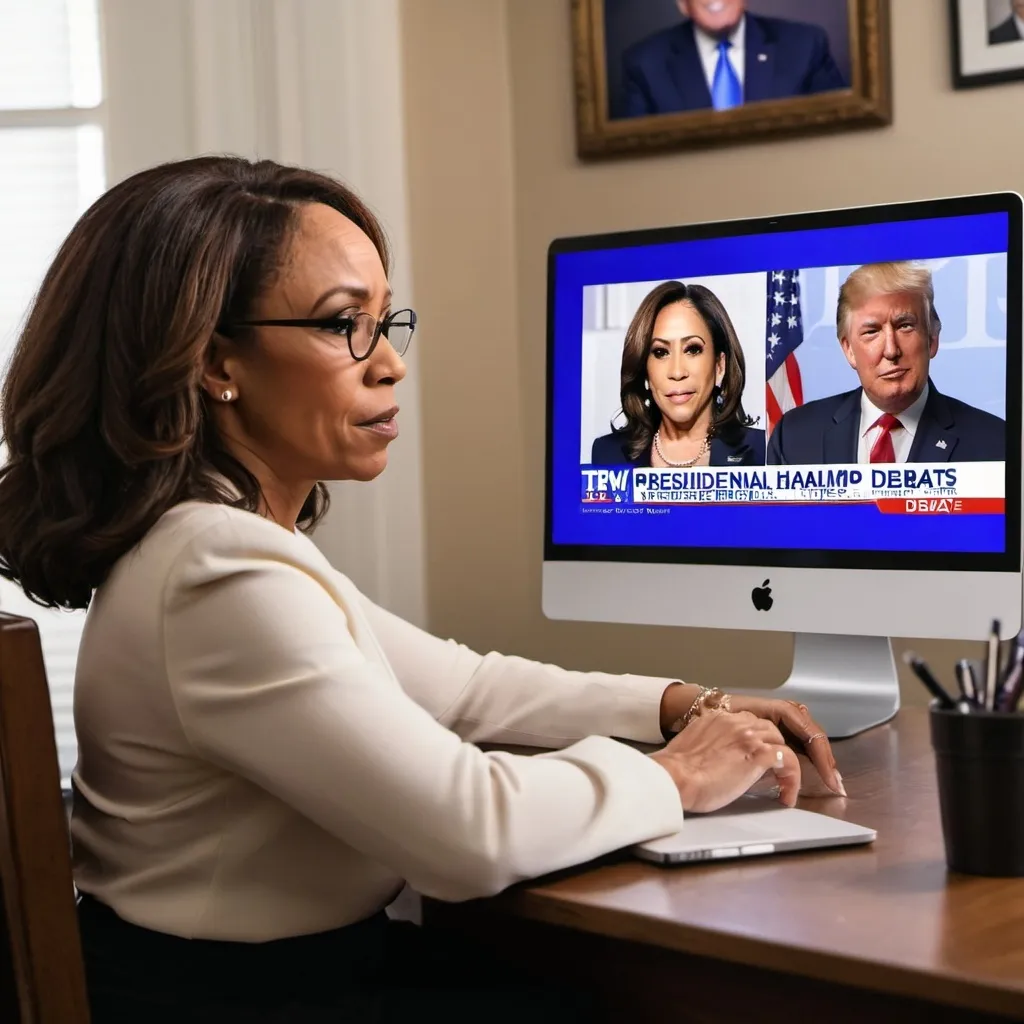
[401,0,1023,704]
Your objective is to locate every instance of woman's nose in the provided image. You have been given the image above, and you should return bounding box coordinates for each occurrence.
[368,337,407,384]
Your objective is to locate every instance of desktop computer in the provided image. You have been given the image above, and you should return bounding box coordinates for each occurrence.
[543,193,1023,737]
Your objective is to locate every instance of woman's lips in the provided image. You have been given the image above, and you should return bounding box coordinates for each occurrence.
[362,418,398,439]
[664,391,696,405]
[358,406,400,439]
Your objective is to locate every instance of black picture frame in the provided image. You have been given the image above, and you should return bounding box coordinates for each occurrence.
[950,0,1024,89]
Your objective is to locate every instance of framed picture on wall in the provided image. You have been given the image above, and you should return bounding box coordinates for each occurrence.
[570,0,892,159]
[950,0,1024,88]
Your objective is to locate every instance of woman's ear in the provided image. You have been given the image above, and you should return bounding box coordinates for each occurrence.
[715,350,727,389]
[201,333,241,403]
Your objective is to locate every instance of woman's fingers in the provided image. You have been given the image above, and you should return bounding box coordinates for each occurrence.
[740,714,788,749]
[778,702,846,796]
[760,743,802,807]
[738,720,801,806]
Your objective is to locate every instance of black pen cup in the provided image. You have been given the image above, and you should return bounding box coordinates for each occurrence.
[929,704,1024,877]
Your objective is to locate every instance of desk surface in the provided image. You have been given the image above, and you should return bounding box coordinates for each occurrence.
[476,709,1024,1020]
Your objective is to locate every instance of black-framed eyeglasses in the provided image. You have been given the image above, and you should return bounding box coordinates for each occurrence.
[225,308,417,361]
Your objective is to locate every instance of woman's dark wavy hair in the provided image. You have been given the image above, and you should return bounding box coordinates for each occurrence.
[615,281,754,461]
[0,155,390,610]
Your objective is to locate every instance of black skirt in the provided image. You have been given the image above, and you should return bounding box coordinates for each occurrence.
[77,893,591,1023]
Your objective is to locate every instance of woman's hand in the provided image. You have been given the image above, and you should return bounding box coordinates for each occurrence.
[651,709,801,813]
[659,684,846,797]
[725,695,845,797]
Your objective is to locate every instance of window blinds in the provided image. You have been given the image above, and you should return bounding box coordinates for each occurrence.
[0,0,105,786]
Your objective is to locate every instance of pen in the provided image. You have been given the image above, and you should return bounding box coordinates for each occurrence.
[955,658,978,706]
[903,651,957,710]
[996,631,1024,712]
[1002,672,1024,713]
[983,619,1001,711]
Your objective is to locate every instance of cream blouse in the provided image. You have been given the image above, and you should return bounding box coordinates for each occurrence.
[70,501,683,941]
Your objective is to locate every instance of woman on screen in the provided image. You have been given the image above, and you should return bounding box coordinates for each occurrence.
[591,281,765,467]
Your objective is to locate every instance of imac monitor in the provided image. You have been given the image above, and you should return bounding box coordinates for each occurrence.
[543,194,1023,736]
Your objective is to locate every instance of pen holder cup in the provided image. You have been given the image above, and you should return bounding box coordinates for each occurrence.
[930,704,1024,877]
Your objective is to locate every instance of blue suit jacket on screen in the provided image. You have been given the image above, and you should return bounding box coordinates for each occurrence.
[620,14,847,117]
[765,385,1006,465]
[591,425,765,467]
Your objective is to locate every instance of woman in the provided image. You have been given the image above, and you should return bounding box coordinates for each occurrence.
[0,157,842,1022]
[591,280,765,467]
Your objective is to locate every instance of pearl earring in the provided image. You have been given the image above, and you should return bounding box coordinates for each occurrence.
[221,390,233,402]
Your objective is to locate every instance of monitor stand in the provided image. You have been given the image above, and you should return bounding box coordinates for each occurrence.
[730,633,900,739]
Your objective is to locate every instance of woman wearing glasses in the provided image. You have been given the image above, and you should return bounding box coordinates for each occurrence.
[0,157,842,1022]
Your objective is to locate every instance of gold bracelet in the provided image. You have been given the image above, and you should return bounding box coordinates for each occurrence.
[668,686,727,733]
[690,686,725,724]
[704,688,731,714]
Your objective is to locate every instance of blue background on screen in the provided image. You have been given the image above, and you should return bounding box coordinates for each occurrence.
[550,212,1010,555]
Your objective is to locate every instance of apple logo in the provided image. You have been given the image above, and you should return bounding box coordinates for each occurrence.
[751,579,773,611]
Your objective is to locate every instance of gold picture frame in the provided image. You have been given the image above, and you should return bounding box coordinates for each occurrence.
[571,0,892,159]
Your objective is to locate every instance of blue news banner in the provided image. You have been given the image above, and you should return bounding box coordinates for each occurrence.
[549,211,1011,555]
[575,464,1005,554]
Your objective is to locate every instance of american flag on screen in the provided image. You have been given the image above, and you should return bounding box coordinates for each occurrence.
[765,269,804,436]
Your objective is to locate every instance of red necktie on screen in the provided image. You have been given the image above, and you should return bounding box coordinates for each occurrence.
[869,413,902,463]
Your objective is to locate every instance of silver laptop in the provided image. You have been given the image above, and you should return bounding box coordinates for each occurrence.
[632,793,876,865]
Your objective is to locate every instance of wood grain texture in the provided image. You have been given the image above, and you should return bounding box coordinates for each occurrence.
[0,614,89,1023]
[426,709,1024,1022]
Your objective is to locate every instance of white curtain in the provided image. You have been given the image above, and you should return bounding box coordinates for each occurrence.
[0,0,106,786]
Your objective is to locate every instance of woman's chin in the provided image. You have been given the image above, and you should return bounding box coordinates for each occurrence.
[347,452,389,483]
[659,411,697,432]
[657,400,710,433]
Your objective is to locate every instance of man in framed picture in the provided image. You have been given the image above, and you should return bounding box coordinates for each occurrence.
[989,0,1024,44]
[620,0,847,117]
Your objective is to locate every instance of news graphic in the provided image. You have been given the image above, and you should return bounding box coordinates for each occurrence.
[581,463,1003,517]
[550,210,1015,559]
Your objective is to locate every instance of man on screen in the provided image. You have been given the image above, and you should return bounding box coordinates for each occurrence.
[620,0,847,118]
[766,262,1005,465]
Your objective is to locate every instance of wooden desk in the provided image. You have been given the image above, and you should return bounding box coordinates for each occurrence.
[424,709,1024,1023]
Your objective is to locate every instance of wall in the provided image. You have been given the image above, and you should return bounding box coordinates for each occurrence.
[401,0,1024,703]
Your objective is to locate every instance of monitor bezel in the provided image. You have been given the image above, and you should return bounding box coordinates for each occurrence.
[543,192,1023,574]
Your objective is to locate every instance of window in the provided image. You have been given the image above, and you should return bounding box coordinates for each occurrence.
[0,0,106,787]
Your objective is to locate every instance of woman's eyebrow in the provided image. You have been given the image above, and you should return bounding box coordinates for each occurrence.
[309,283,393,316]
[651,334,705,344]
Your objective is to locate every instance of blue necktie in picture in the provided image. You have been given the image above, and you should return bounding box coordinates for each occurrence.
[711,40,742,110]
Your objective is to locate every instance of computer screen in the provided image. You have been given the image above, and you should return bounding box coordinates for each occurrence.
[543,195,1023,667]
[546,195,1022,577]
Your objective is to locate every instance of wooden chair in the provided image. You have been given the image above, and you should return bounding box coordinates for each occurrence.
[0,612,89,1022]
